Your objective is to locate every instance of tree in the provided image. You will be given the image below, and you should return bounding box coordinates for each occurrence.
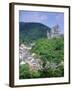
[19,64,31,79]
[31,37,64,77]
[31,71,40,78]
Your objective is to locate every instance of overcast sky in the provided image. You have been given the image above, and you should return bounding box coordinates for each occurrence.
[19,10,64,34]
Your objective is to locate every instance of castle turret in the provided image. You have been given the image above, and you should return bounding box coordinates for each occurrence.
[51,24,60,38]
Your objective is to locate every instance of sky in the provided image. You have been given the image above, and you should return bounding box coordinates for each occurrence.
[19,10,64,34]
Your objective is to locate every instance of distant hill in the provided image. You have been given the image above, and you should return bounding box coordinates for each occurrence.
[19,22,51,44]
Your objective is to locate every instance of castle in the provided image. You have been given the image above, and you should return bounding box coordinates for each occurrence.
[47,24,61,39]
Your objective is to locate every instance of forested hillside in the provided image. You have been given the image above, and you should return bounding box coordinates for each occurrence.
[19,22,51,44]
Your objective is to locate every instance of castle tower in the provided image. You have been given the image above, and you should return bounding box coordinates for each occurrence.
[51,24,60,38]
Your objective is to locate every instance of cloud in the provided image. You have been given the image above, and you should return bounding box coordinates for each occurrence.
[55,14,63,21]
[40,15,48,21]
[20,11,49,23]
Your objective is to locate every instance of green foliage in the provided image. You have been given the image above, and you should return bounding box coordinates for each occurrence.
[37,61,64,78]
[31,38,64,64]
[19,64,31,79]
[31,71,40,78]
[46,62,64,77]
[19,64,41,79]
[19,62,64,79]
[31,37,64,77]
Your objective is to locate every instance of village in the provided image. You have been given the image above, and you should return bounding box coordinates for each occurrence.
[19,43,42,70]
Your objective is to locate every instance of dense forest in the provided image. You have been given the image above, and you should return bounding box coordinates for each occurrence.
[19,22,51,44]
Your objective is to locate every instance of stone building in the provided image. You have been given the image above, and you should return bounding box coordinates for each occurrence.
[47,24,60,39]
